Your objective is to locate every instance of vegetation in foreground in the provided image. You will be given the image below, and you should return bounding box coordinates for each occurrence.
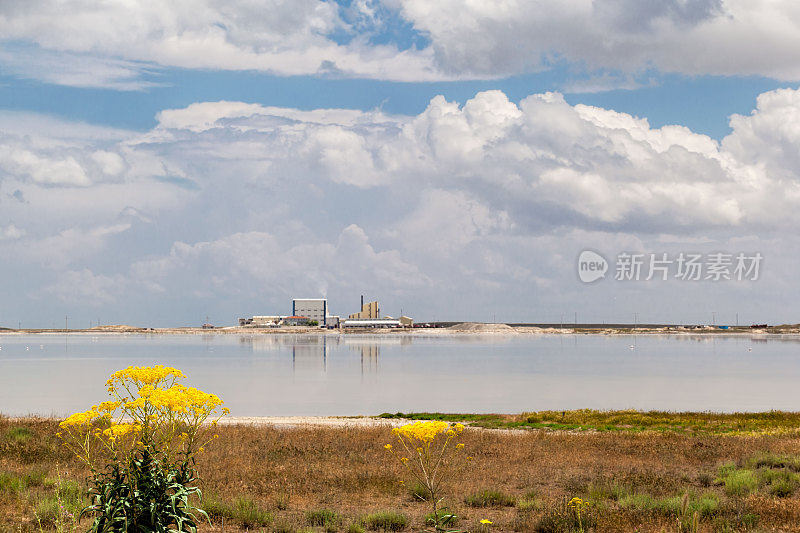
[4,411,800,531]
[379,409,800,435]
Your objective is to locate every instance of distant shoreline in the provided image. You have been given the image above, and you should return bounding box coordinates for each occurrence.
[1,323,799,336]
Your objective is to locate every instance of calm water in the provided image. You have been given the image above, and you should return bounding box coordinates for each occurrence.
[1,333,798,416]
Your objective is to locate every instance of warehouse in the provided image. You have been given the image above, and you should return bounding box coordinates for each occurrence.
[292,298,328,326]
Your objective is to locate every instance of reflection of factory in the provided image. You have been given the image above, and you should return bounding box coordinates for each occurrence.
[291,335,330,373]
[238,295,410,329]
[355,343,379,374]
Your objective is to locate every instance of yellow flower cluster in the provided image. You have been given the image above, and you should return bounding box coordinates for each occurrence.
[106,365,185,391]
[60,365,228,470]
[567,497,588,510]
[147,384,227,416]
[60,408,104,428]
[103,423,141,441]
[391,421,464,444]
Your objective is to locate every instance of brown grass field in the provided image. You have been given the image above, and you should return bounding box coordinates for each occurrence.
[3,413,800,532]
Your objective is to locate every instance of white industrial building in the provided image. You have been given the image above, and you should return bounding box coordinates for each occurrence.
[342,318,401,328]
[292,298,329,326]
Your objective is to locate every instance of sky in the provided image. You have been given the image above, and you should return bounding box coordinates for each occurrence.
[2,0,800,327]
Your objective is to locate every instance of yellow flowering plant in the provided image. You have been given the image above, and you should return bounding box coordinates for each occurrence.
[58,365,229,532]
[385,421,467,532]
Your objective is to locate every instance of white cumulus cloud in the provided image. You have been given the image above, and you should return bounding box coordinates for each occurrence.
[4,88,800,321]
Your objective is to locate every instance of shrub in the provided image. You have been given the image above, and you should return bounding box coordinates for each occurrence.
[721,469,758,496]
[33,496,61,526]
[517,497,542,512]
[0,472,26,494]
[307,508,339,529]
[201,493,234,520]
[363,511,408,531]
[32,472,82,530]
[464,489,516,508]
[746,453,800,472]
[233,497,272,527]
[534,497,597,533]
[274,521,297,533]
[407,480,431,501]
[5,427,34,443]
[347,524,367,533]
[424,509,458,528]
[618,491,718,518]
[585,480,627,501]
[696,473,713,487]
[769,479,795,497]
[741,513,759,529]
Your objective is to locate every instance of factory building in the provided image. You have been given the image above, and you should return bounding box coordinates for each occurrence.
[238,316,282,327]
[292,298,328,326]
[342,318,401,328]
[283,316,310,326]
[349,300,379,319]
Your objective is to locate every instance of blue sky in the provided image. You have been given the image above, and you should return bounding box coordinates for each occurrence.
[0,53,789,140]
[2,0,800,327]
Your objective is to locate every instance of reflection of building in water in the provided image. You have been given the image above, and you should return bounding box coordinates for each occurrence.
[292,336,330,373]
[239,334,342,353]
[355,343,380,375]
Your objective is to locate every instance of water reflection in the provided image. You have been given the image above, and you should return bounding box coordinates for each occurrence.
[3,333,800,416]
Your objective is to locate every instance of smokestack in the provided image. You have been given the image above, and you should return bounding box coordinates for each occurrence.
[361,294,364,309]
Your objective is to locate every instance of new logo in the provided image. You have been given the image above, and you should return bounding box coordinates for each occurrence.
[578,250,608,283]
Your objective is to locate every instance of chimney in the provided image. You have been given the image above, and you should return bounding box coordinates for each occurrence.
[361,294,364,310]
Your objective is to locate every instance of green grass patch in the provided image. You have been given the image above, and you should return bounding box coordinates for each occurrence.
[721,469,758,496]
[233,497,272,528]
[585,479,628,501]
[407,480,431,501]
[376,410,800,434]
[618,492,718,517]
[0,469,47,495]
[464,488,516,507]
[306,508,340,530]
[4,427,34,443]
[714,455,800,498]
[362,510,408,531]
[202,495,271,527]
[424,509,458,528]
[746,452,800,472]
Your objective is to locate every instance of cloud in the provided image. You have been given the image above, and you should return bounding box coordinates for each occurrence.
[0,224,24,240]
[0,0,444,85]
[5,0,800,85]
[130,225,428,299]
[5,88,800,322]
[39,269,126,306]
[0,44,162,90]
[396,0,800,80]
[116,88,800,237]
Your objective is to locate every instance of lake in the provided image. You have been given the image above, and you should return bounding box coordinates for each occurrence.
[0,333,798,417]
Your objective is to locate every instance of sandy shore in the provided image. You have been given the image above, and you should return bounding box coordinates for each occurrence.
[218,416,411,429]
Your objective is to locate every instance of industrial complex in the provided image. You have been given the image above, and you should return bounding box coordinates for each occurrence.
[238,296,413,329]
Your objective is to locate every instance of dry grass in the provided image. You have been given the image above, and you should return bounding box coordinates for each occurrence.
[3,414,800,531]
